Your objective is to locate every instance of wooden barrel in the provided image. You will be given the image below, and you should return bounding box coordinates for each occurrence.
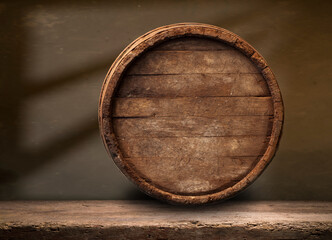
[99,23,283,205]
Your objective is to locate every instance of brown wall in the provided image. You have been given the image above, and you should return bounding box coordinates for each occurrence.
[0,0,331,200]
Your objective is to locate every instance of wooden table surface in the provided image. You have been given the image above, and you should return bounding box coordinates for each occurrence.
[1,201,331,239]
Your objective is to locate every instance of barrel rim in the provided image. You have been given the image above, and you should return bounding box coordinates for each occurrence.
[98,23,284,205]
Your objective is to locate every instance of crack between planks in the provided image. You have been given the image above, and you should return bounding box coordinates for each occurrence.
[114,96,272,99]
[116,135,271,139]
[151,49,235,52]
[123,155,264,159]
[113,114,274,118]
[115,95,272,98]
[126,72,261,76]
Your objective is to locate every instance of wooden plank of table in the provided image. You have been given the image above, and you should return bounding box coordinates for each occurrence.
[0,201,331,240]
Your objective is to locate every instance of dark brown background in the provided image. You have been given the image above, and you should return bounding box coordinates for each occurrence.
[0,0,331,201]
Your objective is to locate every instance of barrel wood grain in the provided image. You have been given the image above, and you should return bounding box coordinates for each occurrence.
[113,116,273,137]
[118,136,269,158]
[99,23,284,204]
[113,97,273,117]
[155,37,233,51]
[127,156,258,194]
[116,73,269,98]
[127,50,259,75]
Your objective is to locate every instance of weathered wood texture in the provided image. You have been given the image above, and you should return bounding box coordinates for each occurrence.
[1,201,331,240]
[126,50,260,74]
[99,23,284,204]
[113,97,273,117]
[116,74,269,97]
[118,136,268,158]
[124,156,259,194]
[113,116,273,137]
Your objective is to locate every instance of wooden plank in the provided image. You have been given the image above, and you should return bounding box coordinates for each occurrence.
[113,116,273,137]
[127,50,259,75]
[117,73,269,97]
[1,201,331,239]
[112,97,273,117]
[117,136,269,158]
[154,37,232,51]
[127,156,258,194]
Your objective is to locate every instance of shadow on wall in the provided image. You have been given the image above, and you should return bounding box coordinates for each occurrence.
[0,0,331,201]
[0,0,116,199]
